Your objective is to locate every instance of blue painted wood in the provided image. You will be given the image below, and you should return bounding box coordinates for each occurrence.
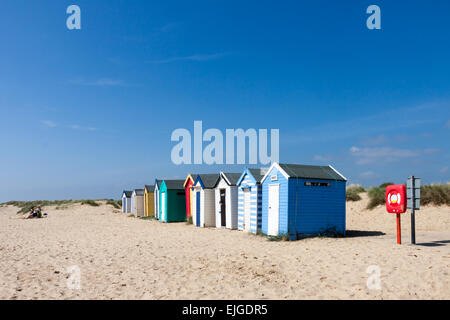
[288,178,346,237]
[261,165,346,239]
[237,168,263,233]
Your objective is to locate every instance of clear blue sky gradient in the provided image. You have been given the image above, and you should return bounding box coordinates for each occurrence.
[0,1,449,201]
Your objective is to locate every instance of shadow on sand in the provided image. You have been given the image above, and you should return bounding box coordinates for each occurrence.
[416,240,450,247]
[345,230,386,238]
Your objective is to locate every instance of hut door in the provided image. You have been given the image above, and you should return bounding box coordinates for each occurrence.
[220,189,226,227]
[244,189,251,232]
[122,198,126,213]
[161,192,166,221]
[196,191,201,227]
[268,184,280,236]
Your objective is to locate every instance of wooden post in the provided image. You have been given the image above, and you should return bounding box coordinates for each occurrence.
[396,213,401,245]
[411,175,416,245]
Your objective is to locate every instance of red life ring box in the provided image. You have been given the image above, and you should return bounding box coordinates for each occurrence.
[386,185,407,213]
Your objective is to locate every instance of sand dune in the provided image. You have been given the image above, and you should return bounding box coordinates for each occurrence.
[0,194,449,300]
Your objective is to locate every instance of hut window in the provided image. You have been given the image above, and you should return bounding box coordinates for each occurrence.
[304,182,330,187]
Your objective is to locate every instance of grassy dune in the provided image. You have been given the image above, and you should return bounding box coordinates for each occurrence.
[1,199,121,214]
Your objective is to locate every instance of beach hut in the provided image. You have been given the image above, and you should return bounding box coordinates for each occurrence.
[154,179,162,220]
[192,174,219,227]
[261,163,347,240]
[214,172,242,229]
[144,185,155,217]
[183,174,198,222]
[236,168,268,233]
[131,189,145,217]
[159,180,186,223]
[121,190,132,213]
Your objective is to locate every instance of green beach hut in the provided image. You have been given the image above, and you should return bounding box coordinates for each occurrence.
[159,179,186,223]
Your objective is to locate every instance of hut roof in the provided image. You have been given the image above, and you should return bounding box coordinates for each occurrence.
[196,174,220,188]
[163,179,185,190]
[219,172,242,186]
[278,163,347,181]
[123,190,132,197]
[248,168,269,183]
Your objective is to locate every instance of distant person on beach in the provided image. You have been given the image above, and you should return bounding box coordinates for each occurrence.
[24,206,43,219]
[25,207,34,219]
[36,206,42,218]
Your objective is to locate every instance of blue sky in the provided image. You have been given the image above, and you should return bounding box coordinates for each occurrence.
[0,0,449,201]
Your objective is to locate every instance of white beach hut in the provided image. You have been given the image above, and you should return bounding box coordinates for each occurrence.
[214,172,242,229]
[192,174,219,228]
[154,179,162,220]
[131,189,145,217]
[121,190,132,213]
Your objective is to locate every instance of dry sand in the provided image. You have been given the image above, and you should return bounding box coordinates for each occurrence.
[0,193,449,300]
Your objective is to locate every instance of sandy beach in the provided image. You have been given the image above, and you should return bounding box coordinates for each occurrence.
[0,193,449,300]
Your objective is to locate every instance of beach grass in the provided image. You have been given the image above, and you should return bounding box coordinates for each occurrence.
[106,199,121,209]
[421,184,450,206]
[2,199,113,214]
[346,185,366,202]
[139,216,155,220]
[367,183,450,209]
[81,200,100,207]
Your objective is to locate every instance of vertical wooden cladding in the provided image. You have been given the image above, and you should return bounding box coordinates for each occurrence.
[159,180,186,223]
[122,190,132,213]
[131,189,145,217]
[192,174,219,228]
[154,179,162,220]
[183,174,197,220]
[144,185,155,217]
[214,172,241,230]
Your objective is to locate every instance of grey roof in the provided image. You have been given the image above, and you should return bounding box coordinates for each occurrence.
[123,190,132,198]
[248,168,269,183]
[279,164,346,181]
[133,189,144,196]
[163,179,185,190]
[196,174,220,188]
[188,173,200,180]
[145,185,155,192]
[220,172,243,186]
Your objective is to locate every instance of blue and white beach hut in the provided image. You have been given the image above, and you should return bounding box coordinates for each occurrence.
[192,174,220,228]
[121,190,132,213]
[261,163,347,240]
[236,168,268,233]
[154,179,162,220]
